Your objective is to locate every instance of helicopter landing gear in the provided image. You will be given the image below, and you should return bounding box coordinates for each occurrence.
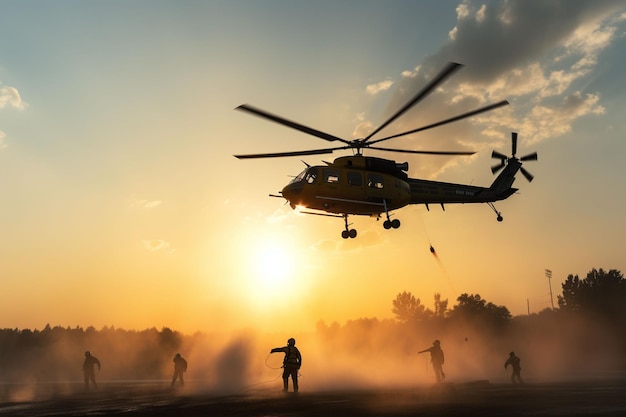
[341,214,357,239]
[488,202,503,222]
[382,200,401,230]
[383,218,401,229]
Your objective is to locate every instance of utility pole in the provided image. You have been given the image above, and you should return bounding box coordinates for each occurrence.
[545,269,554,310]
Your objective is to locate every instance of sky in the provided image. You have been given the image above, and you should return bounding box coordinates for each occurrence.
[1,0,625,334]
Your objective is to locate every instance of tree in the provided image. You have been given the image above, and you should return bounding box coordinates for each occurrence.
[392,291,428,323]
[448,293,511,326]
[433,293,448,318]
[558,268,626,321]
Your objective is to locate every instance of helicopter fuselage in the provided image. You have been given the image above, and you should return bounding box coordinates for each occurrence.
[282,155,411,216]
[280,155,518,217]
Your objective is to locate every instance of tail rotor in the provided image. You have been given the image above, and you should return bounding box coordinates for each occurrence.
[491,132,537,182]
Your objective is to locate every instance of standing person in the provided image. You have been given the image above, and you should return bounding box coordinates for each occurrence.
[270,337,302,393]
[83,351,101,391]
[418,340,445,383]
[171,353,188,387]
[504,351,523,384]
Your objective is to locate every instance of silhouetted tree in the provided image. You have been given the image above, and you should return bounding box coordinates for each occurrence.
[448,293,511,327]
[558,268,626,322]
[160,327,182,351]
[433,293,448,318]
[392,291,428,323]
[316,320,340,339]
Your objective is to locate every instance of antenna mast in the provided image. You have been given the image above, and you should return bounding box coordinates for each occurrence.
[545,269,554,310]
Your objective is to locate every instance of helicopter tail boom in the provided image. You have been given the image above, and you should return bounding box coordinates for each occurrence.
[407,160,522,206]
[408,179,490,204]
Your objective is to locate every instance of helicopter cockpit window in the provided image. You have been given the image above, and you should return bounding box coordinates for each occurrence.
[304,167,318,184]
[367,173,384,189]
[347,171,362,186]
[323,169,340,184]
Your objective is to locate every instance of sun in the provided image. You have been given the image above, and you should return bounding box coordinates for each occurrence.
[253,242,294,288]
[240,236,302,307]
[233,230,312,315]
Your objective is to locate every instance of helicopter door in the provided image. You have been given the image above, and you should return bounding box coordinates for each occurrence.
[347,171,362,186]
[366,173,386,202]
[346,171,365,200]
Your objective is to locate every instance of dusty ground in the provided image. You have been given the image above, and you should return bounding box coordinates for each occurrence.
[1,379,626,416]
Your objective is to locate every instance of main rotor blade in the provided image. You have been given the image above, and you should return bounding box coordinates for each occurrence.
[369,100,510,145]
[363,62,463,142]
[491,150,508,160]
[234,147,339,159]
[520,152,538,161]
[520,166,534,182]
[367,146,475,156]
[236,104,351,145]
[512,132,518,156]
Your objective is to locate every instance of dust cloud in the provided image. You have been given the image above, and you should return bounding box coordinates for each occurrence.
[1,311,624,403]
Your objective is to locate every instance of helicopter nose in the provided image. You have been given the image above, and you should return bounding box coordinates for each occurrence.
[282,182,303,202]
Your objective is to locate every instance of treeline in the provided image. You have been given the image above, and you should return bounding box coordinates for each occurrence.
[313,268,626,381]
[0,326,190,382]
[1,268,624,385]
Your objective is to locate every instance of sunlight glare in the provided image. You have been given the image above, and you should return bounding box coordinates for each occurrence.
[240,236,303,311]
[254,242,293,288]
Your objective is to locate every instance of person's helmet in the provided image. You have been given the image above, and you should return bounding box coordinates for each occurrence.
[510,351,515,356]
[175,353,181,358]
[434,340,440,346]
[85,351,91,357]
[288,338,296,346]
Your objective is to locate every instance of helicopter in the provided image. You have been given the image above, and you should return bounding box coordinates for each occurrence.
[234,62,537,239]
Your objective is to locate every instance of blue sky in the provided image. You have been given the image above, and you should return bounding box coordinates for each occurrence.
[1,1,625,332]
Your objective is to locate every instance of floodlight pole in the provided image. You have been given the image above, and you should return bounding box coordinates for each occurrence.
[545,269,554,310]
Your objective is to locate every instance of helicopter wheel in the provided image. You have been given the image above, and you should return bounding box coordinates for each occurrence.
[391,219,400,229]
[341,229,357,239]
[383,220,392,229]
[497,215,503,222]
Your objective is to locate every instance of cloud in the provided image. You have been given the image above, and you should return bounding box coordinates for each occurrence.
[441,1,624,79]
[0,85,26,110]
[312,238,341,252]
[142,239,175,254]
[352,120,374,139]
[0,83,27,149]
[366,79,394,95]
[368,0,625,178]
[266,206,293,224]
[402,65,421,78]
[130,196,162,210]
[520,92,605,144]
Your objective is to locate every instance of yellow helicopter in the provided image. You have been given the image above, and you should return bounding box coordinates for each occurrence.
[234,62,537,239]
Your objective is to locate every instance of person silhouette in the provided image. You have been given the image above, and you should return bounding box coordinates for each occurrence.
[83,351,101,391]
[270,337,302,392]
[171,353,188,387]
[504,351,523,384]
[418,340,445,383]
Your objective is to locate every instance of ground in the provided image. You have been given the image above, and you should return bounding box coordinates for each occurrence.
[1,379,626,416]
